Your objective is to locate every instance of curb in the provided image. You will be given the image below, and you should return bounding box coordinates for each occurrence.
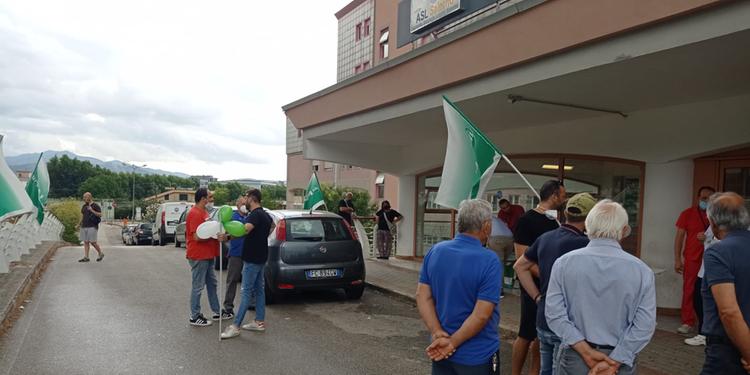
[0,241,67,335]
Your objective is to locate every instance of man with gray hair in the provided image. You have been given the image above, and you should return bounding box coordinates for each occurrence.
[416,199,502,375]
[546,200,656,375]
[700,192,750,375]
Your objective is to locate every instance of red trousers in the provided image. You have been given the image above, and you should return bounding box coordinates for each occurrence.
[681,252,703,326]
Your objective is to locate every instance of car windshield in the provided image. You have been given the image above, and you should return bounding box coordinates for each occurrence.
[286,218,351,242]
[139,224,150,229]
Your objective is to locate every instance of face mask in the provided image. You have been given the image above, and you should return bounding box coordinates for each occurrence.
[239,205,248,214]
[544,210,557,220]
[206,203,214,211]
[699,201,708,210]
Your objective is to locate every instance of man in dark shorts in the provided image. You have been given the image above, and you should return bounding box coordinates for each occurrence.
[511,180,566,375]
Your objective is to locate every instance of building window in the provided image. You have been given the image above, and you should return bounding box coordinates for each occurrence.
[363,18,370,37]
[163,194,169,201]
[375,173,385,199]
[179,193,188,201]
[354,64,363,74]
[313,165,319,172]
[379,28,389,59]
[363,61,369,70]
[355,23,362,42]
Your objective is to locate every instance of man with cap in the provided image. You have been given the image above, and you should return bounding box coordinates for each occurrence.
[514,193,596,375]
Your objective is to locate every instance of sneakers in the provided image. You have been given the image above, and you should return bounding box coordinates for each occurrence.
[212,310,234,321]
[685,334,706,346]
[96,253,104,262]
[78,257,90,262]
[677,324,693,334]
[241,321,266,332]
[220,325,241,339]
[189,314,212,327]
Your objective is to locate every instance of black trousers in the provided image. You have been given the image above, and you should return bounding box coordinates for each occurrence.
[694,277,704,333]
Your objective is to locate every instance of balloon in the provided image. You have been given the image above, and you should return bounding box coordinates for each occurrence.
[218,205,233,224]
[196,220,221,239]
[224,220,247,237]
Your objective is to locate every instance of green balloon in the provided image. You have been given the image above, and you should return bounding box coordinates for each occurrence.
[224,220,247,237]
[218,205,233,223]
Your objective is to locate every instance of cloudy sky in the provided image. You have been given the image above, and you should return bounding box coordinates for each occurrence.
[0,0,351,180]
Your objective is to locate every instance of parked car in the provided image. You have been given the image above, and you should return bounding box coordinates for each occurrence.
[153,202,194,246]
[130,223,153,245]
[122,224,138,244]
[264,210,365,303]
[174,209,189,248]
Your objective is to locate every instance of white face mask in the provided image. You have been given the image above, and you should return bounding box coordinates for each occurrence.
[544,210,557,220]
[205,203,214,211]
[239,205,248,214]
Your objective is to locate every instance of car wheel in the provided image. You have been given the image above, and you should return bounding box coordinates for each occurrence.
[175,238,180,247]
[345,285,364,300]
[159,229,166,246]
[264,282,277,305]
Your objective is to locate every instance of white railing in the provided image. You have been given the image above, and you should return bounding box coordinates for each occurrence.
[0,212,64,273]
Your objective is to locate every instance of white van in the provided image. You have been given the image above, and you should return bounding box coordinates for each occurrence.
[153,202,194,246]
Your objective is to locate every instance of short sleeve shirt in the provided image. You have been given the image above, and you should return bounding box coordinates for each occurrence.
[376,209,402,231]
[242,207,273,264]
[185,207,219,261]
[80,203,101,228]
[676,207,710,260]
[514,210,559,246]
[228,211,247,257]
[419,234,502,366]
[524,224,589,330]
[702,230,750,337]
[338,199,353,225]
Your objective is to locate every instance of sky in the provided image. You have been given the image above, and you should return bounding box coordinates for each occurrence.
[0,0,351,180]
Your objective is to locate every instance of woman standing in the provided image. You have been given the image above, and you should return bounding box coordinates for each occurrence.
[375,200,402,259]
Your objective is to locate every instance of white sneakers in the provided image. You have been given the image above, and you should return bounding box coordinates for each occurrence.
[677,324,693,334]
[685,334,706,346]
[242,321,266,332]
[221,324,241,339]
[220,321,266,339]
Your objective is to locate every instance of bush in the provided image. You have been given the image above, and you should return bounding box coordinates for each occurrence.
[48,199,82,244]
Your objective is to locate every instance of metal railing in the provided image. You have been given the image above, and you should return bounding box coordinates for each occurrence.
[354,216,397,258]
[0,212,64,273]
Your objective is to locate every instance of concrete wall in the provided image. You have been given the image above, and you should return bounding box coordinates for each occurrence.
[640,160,694,309]
[396,175,416,256]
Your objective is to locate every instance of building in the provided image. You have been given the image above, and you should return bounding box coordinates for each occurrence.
[143,188,194,204]
[191,175,217,188]
[14,170,31,183]
[286,0,407,210]
[284,0,750,313]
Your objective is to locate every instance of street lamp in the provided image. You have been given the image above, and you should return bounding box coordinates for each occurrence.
[123,163,147,221]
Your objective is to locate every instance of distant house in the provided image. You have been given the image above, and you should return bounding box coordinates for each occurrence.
[15,170,31,183]
[144,188,194,204]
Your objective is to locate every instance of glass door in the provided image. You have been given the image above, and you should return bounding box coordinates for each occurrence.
[721,160,750,211]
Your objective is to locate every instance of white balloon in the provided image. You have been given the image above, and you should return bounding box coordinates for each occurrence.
[196,221,220,239]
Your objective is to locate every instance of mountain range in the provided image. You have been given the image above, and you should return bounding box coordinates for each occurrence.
[5,151,191,178]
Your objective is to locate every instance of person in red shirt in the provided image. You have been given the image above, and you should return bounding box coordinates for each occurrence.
[498,199,525,235]
[674,186,715,334]
[186,188,228,327]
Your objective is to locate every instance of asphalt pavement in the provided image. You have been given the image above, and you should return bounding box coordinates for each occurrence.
[0,225,513,375]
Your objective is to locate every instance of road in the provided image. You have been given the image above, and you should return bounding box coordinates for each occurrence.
[0,224,513,375]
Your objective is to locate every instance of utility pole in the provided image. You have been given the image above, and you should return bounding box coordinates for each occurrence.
[123,163,147,221]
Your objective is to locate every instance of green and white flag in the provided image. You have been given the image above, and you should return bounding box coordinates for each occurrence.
[434,97,503,210]
[303,172,326,211]
[25,153,50,224]
[0,135,35,223]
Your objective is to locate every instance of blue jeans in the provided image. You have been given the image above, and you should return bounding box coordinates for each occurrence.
[558,347,636,375]
[537,328,561,375]
[188,259,220,320]
[234,261,266,326]
[701,342,746,375]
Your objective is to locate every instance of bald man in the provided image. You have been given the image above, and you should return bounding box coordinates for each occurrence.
[701,192,750,375]
[79,192,104,262]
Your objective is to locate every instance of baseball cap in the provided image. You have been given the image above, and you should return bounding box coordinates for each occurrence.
[565,193,597,217]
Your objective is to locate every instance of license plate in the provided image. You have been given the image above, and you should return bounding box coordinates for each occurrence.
[305,268,342,279]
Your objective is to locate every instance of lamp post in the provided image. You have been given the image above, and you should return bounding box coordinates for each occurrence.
[123,163,147,221]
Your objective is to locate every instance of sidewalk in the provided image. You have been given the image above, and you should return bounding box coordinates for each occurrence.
[365,258,703,375]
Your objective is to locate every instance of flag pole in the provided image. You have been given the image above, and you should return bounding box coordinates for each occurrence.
[218,225,223,341]
[501,154,542,201]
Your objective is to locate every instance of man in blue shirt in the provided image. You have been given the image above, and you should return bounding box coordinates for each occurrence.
[700,192,750,375]
[546,200,656,375]
[416,199,502,375]
[221,197,249,318]
[514,193,596,375]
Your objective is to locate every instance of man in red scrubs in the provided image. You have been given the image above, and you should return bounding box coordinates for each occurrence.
[674,186,715,334]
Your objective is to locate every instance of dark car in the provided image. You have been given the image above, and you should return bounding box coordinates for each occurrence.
[264,210,365,302]
[132,223,153,245]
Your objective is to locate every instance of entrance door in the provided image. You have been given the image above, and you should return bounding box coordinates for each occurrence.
[720,160,750,211]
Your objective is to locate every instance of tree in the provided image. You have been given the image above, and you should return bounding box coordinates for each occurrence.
[262,184,287,210]
[321,184,376,217]
[48,155,105,198]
